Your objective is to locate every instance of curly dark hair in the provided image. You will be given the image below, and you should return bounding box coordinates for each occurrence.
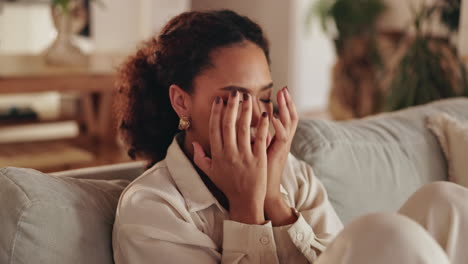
[115,9,271,167]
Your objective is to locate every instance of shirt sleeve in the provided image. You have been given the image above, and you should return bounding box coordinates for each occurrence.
[271,154,344,263]
[113,187,281,264]
[222,220,280,263]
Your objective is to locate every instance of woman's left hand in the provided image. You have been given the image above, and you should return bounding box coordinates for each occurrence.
[264,86,299,226]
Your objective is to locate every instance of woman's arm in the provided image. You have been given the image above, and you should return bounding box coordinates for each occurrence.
[261,87,343,262]
[113,185,282,264]
[271,155,344,263]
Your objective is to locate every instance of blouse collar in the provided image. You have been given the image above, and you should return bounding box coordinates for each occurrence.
[165,133,225,213]
[164,132,288,213]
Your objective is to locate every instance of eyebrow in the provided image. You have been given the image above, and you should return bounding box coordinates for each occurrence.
[218,82,274,93]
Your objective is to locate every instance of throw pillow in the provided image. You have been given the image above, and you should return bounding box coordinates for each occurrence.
[427,113,468,188]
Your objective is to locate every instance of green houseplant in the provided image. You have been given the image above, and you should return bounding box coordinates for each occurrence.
[311,0,468,117]
[311,0,386,57]
[384,2,468,111]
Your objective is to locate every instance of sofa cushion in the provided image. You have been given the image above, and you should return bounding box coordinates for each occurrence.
[0,167,129,264]
[291,98,468,224]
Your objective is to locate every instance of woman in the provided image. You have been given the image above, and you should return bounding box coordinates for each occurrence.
[112,10,468,264]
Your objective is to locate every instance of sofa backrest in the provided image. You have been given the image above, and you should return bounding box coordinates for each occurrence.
[50,161,147,181]
[2,98,467,264]
[291,98,468,224]
[0,167,130,264]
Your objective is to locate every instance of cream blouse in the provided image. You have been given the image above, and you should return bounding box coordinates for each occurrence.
[112,133,343,263]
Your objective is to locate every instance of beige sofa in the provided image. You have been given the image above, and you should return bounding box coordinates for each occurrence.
[1,98,467,264]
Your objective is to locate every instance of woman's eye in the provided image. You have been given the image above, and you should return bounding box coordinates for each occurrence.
[260,98,271,103]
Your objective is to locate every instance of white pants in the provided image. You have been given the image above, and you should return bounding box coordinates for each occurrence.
[315,182,468,264]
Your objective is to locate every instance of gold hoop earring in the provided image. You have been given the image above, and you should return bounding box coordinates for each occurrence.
[178,116,191,130]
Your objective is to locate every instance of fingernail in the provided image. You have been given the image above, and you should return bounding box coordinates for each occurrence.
[262,112,267,118]
[231,89,237,97]
[243,93,249,101]
[215,96,220,104]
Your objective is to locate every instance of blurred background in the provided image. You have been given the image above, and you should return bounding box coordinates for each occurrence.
[0,0,467,172]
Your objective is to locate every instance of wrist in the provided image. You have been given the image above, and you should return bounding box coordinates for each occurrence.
[229,199,266,225]
[264,196,297,227]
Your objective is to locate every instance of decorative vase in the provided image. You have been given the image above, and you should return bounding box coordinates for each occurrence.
[44,1,87,66]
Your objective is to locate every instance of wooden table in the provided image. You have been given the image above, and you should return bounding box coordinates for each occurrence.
[0,54,126,142]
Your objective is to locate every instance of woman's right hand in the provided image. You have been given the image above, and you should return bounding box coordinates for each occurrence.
[192,90,270,225]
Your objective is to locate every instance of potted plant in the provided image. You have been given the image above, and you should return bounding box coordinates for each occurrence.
[310,0,387,119]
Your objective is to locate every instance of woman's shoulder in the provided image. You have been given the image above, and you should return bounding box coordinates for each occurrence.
[115,160,188,222]
[285,152,316,182]
[281,152,321,196]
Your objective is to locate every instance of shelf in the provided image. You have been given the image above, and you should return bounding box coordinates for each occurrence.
[0,135,133,173]
[0,114,78,128]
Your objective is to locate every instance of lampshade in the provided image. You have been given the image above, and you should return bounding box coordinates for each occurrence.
[460,0,468,59]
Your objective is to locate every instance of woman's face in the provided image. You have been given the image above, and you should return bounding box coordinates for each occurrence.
[189,41,273,157]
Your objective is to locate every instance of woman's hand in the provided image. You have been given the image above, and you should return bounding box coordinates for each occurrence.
[192,90,270,225]
[264,86,299,226]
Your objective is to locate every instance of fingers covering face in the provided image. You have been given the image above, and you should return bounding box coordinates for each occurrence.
[282,87,298,122]
[209,96,223,156]
[277,87,291,127]
[209,90,291,157]
[237,93,252,154]
[253,111,269,156]
[223,90,241,152]
[275,87,298,135]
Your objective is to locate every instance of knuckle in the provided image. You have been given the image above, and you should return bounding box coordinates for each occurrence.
[240,154,252,164]
[257,133,267,141]
[227,154,240,164]
[238,125,249,134]
[209,127,217,135]
[212,107,221,115]
[292,118,299,126]
[275,131,288,142]
[228,99,237,107]
[278,135,288,143]
[222,122,232,131]
[225,155,235,163]
[272,118,282,127]
[243,103,251,111]
[291,112,298,120]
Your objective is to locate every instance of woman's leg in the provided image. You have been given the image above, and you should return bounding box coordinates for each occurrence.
[315,213,449,264]
[399,181,468,264]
